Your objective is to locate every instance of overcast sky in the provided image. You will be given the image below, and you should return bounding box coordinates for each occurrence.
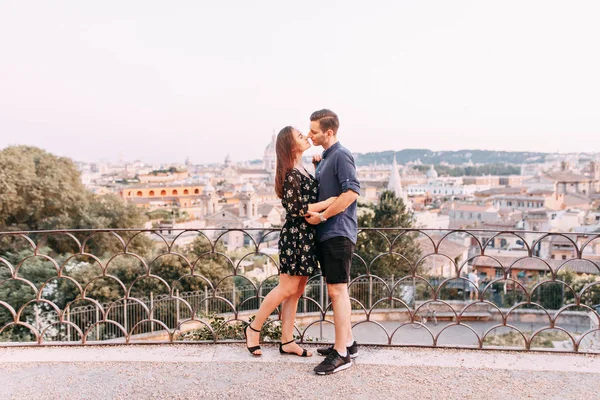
[1,1,599,164]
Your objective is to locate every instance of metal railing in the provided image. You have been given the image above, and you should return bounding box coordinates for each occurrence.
[1,227,599,352]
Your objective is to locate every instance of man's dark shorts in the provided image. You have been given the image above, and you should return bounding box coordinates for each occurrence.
[316,236,355,284]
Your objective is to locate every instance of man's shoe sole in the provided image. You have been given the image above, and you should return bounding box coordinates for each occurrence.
[315,361,352,375]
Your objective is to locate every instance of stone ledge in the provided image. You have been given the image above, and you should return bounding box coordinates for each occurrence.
[1,343,600,373]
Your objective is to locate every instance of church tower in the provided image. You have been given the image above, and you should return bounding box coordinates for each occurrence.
[201,182,218,216]
[387,155,408,205]
[239,182,257,218]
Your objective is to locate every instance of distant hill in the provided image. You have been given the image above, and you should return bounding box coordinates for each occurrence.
[353,149,547,166]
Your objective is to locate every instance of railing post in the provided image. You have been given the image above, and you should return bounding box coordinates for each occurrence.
[176,289,180,325]
[412,276,417,311]
[34,305,40,334]
[302,288,307,313]
[319,276,324,340]
[232,284,237,311]
[204,286,209,315]
[123,298,128,335]
[150,292,154,333]
[66,308,71,342]
[391,274,394,309]
[369,275,373,309]
[95,307,100,340]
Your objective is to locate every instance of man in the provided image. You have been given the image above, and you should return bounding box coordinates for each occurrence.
[467,268,480,301]
[305,109,360,375]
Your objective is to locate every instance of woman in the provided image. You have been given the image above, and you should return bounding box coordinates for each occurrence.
[244,126,336,357]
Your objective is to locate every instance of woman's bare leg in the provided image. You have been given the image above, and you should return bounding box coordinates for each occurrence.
[245,274,301,355]
[279,276,311,355]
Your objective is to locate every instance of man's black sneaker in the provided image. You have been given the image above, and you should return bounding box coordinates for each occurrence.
[317,341,359,359]
[313,349,352,375]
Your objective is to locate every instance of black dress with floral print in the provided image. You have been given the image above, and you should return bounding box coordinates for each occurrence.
[278,168,319,276]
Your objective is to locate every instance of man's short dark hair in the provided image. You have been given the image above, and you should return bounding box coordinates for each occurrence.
[310,109,339,134]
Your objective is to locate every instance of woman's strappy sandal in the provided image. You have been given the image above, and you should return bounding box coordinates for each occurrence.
[244,324,262,356]
[279,339,310,357]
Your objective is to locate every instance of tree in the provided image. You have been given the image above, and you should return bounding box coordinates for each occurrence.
[0,145,147,230]
[354,191,421,279]
[0,146,152,341]
[0,146,90,231]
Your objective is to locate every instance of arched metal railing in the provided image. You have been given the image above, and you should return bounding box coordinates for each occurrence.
[0,227,599,352]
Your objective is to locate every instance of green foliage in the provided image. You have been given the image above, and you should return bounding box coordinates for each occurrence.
[556,270,600,307]
[0,146,160,341]
[0,247,61,341]
[147,209,172,221]
[354,191,421,279]
[176,313,289,341]
[0,145,147,233]
[0,146,89,230]
[149,167,182,175]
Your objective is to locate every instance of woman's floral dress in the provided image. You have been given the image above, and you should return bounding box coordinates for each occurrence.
[278,168,319,276]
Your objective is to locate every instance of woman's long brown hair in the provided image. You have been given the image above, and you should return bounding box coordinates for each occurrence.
[274,126,296,199]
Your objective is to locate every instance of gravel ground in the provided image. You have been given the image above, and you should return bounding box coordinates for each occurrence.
[1,344,599,399]
[1,361,598,399]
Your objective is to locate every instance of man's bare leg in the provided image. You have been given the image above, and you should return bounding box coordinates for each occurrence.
[328,283,351,354]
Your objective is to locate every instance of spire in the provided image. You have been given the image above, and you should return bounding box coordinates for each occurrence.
[387,155,403,199]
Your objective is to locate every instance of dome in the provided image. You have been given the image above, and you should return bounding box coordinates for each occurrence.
[427,165,438,179]
[264,134,276,157]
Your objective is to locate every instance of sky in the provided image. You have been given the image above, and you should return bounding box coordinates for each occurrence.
[1,1,599,164]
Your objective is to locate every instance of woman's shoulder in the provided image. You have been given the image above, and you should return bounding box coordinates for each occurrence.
[285,168,303,180]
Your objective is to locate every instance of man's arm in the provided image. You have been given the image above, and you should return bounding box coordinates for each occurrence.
[304,190,359,225]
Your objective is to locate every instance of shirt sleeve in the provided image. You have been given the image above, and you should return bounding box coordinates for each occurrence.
[282,170,308,218]
[336,151,361,194]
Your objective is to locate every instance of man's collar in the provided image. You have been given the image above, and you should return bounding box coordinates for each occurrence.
[322,141,341,159]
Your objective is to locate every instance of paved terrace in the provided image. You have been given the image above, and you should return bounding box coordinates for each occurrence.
[2,344,599,399]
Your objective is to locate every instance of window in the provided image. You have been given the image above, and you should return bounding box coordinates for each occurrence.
[136,191,143,197]
[184,189,189,195]
[194,189,200,194]
[562,255,567,260]
[149,191,155,196]
[172,190,178,195]
[495,270,503,278]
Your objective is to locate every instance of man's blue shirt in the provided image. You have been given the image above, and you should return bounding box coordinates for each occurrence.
[314,142,361,244]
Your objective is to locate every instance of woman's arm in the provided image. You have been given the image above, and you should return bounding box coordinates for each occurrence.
[307,196,337,213]
[281,171,308,218]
